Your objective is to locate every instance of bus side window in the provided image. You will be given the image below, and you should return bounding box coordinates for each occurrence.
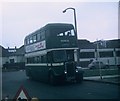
[30,37,33,43]
[41,31,45,40]
[37,56,41,63]
[27,58,29,63]
[47,52,52,63]
[31,57,34,63]
[37,33,40,41]
[25,39,27,45]
[27,58,33,63]
[27,38,30,45]
[34,57,37,63]
[33,35,37,42]
[41,55,47,63]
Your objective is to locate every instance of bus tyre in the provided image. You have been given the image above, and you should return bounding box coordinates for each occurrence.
[49,73,57,86]
[76,73,83,83]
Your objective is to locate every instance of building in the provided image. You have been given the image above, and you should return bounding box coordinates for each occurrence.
[0,45,25,69]
[0,45,8,68]
[78,39,120,67]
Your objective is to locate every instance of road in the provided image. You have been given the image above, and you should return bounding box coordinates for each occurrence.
[2,70,120,99]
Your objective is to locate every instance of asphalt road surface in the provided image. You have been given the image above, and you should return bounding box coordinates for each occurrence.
[2,70,120,99]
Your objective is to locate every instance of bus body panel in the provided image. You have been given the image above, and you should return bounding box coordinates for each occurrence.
[26,64,49,81]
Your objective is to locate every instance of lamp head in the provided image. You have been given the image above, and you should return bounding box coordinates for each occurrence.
[63,10,66,13]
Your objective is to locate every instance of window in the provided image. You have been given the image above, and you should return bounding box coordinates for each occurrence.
[99,51,113,57]
[37,33,40,41]
[65,31,71,36]
[25,39,27,45]
[33,35,37,42]
[27,38,30,44]
[27,57,34,63]
[47,52,53,63]
[53,50,67,62]
[66,50,74,61]
[116,51,120,57]
[65,30,75,36]
[34,56,41,63]
[70,29,75,36]
[10,59,14,63]
[57,33,64,36]
[41,55,47,63]
[41,31,45,40]
[36,31,45,41]
[80,52,95,58]
[30,37,33,43]
[57,29,75,37]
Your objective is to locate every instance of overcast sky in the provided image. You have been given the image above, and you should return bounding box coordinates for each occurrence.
[0,0,119,48]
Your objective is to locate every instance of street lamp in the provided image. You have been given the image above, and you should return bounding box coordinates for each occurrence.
[63,7,78,37]
[96,39,108,79]
[96,40,102,79]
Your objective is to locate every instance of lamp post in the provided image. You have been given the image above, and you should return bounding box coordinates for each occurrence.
[63,7,78,37]
[63,7,79,64]
[96,40,102,79]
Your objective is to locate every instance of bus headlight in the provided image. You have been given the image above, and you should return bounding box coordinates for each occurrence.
[64,70,67,74]
[76,69,78,73]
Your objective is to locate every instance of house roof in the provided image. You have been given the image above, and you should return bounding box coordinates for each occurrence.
[1,45,25,57]
[106,39,120,48]
[78,39,120,49]
[78,39,95,49]
[0,45,9,57]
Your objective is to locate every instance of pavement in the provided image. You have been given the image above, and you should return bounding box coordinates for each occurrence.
[84,75,120,85]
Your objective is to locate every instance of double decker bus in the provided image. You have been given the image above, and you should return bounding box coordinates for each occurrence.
[24,23,84,85]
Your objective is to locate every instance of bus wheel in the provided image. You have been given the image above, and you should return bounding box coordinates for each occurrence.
[49,73,57,86]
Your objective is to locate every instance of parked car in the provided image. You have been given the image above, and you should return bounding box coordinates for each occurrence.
[88,60,109,69]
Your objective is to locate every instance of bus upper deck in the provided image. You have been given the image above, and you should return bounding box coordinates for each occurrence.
[24,23,78,53]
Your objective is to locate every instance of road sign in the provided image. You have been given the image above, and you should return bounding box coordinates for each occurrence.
[14,85,31,101]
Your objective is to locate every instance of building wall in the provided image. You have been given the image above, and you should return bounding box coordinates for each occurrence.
[0,57,9,68]
[7,55,25,63]
[16,55,25,63]
[79,48,120,67]
[8,56,17,63]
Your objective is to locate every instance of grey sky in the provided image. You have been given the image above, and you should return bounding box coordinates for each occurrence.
[0,0,119,48]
